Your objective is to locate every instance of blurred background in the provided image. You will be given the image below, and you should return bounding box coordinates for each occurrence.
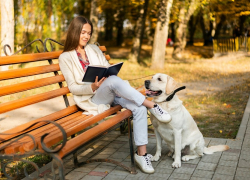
[1,0,250,65]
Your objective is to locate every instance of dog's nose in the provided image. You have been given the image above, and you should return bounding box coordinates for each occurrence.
[145,80,150,89]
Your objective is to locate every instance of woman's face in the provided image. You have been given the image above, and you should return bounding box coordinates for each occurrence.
[78,23,91,48]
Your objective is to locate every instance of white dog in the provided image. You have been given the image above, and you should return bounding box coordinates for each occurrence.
[145,73,230,168]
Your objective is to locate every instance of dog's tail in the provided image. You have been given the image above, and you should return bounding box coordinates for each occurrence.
[203,145,230,154]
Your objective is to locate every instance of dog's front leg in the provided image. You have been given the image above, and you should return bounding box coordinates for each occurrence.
[172,129,182,168]
[151,129,162,161]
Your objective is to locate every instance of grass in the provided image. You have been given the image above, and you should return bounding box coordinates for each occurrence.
[182,80,250,138]
[0,155,52,179]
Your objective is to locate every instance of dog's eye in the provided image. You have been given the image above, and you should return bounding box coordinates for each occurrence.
[158,78,162,81]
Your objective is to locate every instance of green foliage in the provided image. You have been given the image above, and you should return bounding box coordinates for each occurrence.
[2,154,52,180]
[14,0,75,53]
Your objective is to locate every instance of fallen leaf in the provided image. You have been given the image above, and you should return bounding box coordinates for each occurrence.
[226,104,232,108]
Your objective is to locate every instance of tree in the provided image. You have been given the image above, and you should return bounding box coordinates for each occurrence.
[187,13,199,45]
[129,0,149,63]
[1,0,14,71]
[13,0,75,52]
[173,0,200,60]
[115,5,126,46]
[151,0,173,69]
[89,0,99,44]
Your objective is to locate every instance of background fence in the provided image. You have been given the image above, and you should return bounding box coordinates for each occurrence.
[213,37,250,54]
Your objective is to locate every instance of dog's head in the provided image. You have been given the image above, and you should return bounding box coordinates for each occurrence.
[145,73,177,101]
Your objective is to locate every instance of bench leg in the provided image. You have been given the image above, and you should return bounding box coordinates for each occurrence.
[128,117,137,174]
[71,134,79,167]
[71,117,137,175]
[50,154,65,180]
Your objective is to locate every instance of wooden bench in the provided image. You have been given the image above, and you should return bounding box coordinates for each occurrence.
[0,44,138,179]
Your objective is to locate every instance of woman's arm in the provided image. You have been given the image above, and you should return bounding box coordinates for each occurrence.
[59,56,94,96]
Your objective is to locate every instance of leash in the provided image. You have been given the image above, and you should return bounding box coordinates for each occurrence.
[165,86,186,102]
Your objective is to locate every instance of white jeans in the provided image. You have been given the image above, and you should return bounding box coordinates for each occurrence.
[91,76,148,146]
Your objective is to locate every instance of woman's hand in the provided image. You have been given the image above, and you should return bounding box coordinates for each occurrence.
[91,76,106,91]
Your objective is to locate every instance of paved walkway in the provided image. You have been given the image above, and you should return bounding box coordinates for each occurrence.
[46,95,250,180]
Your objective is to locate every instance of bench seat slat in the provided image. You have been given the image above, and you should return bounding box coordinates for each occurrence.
[22,114,91,153]
[3,105,122,154]
[0,51,62,66]
[3,111,85,154]
[0,87,70,114]
[23,105,123,152]
[58,109,132,158]
[0,64,60,81]
[0,105,79,143]
[0,75,65,97]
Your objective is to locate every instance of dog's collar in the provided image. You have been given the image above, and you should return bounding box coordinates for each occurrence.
[165,86,186,101]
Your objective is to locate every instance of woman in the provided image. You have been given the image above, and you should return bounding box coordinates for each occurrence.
[59,16,171,174]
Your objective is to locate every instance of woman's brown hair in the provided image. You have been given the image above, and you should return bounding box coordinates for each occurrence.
[63,16,93,52]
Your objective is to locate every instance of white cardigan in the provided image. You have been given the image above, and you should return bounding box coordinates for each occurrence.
[59,44,111,115]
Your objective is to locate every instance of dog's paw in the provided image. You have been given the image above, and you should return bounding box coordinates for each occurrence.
[172,160,181,168]
[182,156,190,162]
[151,154,161,161]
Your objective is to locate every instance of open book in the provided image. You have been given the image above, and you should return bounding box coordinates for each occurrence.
[82,62,124,82]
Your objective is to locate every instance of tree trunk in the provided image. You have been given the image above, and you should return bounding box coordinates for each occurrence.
[188,14,199,45]
[173,5,185,59]
[170,22,175,43]
[214,14,226,39]
[151,0,173,69]
[129,0,149,63]
[173,0,199,59]
[77,0,85,16]
[89,0,98,44]
[104,9,114,41]
[1,0,14,71]
[115,7,126,46]
[239,15,246,36]
[199,10,213,46]
[146,20,154,45]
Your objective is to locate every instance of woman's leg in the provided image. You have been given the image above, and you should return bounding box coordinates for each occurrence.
[92,75,171,122]
[91,76,155,173]
[91,76,145,106]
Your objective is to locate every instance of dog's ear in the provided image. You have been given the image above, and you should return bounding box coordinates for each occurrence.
[165,76,177,94]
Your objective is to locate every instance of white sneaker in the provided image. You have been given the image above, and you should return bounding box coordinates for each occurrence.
[149,104,171,123]
[134,153,155,174]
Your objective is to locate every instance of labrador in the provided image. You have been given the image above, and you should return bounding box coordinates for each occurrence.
[145,73,230,168]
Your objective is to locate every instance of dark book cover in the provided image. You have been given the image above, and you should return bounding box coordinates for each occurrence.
[82,62,123,82]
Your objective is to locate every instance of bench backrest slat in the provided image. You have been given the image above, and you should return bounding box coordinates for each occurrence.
[25,105,123,152]
[98,46,107,52]
[0,64,60,80]
[0,87,70,114]
[0,51,62,66]
[0,75,65,97]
